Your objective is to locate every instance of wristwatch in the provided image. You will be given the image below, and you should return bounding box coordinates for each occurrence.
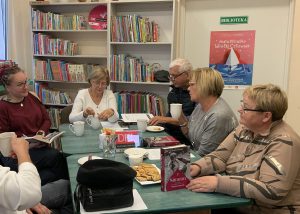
[179,122,188,127]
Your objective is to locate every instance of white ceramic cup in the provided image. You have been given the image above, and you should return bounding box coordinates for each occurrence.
[0,132,15,157]
[69,121,85,136]
[86,115,101,130]
[129,154,143,166]
[170,103,182,119]
[137,119,147,132]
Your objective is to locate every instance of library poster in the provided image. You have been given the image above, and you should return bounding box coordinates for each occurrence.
[209,30,256,87]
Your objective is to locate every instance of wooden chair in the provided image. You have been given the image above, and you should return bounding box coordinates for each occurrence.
[60,105,73,124]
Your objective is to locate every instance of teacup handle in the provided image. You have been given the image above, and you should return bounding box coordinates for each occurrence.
[86,117,92,126]
[69,124,75,134]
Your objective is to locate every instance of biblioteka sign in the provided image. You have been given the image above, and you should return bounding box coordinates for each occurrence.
[220,16,248,25]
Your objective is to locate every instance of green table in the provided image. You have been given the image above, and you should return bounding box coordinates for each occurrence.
[67,153,252,214]
[59,123,169,155]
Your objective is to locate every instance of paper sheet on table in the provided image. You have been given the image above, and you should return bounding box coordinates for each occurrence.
[121,113,153,123]
[80,189,147,214]
[100,121,127,130]
[147,148,195,160]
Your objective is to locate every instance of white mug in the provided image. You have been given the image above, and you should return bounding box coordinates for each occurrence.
[170,103,182,119]
[69,121,85,136]
[0,132,15,157]
[129,154,143,166]
[137,119,147,132]
[86,115,101,130]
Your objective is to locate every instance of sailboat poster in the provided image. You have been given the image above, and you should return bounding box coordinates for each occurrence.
[209,30,256,86]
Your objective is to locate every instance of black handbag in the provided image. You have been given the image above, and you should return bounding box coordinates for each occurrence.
[74,159,136,212]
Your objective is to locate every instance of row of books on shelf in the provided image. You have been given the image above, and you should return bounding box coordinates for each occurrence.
[35,83,72,105]
[114,91,164,116]
[111,15,159,43]
[34,59,102,82]
[31,9,87,31]
[33,33,79,56]
[110,54,154,82]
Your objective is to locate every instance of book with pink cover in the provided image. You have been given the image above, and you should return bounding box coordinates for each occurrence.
[143,136,180,147]
[161,145,191,191]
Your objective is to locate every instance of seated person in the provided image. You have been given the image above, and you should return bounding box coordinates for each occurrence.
[0,135,72,214]
[179,67,238,156]
[0,64,68,185]
[149,58,196,146]
[0,134,41,214]
[69,66,119,123]
[187,84,300,214]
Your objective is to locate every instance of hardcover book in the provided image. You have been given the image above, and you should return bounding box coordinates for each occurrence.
[143,136,180,147]
[115,130,140,152]
[161,145,191,191]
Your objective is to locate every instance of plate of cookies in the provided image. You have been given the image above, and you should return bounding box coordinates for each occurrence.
[146,126,165,132]
[132,163,161,185]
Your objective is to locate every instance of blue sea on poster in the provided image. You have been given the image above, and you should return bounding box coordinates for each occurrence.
[210,64,253,85]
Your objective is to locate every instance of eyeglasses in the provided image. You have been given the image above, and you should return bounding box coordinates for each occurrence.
[168,72,186,81]
[92,80,107,87]
[188,81,196,87]
[240,100,264,113]
[13,80,30,88]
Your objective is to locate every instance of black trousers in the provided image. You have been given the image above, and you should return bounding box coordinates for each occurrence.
[1,147,69,185]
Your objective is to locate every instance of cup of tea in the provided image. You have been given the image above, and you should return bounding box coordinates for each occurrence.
[86,115,101,130]
[137,119,147,132]
[0,132,15,157]
[129,154,143,166]
[170,103,182,119]
[69,121,85,136]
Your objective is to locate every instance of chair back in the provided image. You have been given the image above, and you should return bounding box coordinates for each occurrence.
[60,105,73,124]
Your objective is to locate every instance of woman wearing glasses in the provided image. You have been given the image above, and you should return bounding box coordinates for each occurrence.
[178,67,237,157]
[187,84,300,214]
[0,64,68,184]
[69,66,119,123]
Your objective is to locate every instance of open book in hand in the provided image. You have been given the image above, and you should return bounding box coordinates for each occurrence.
[25,131,65,144]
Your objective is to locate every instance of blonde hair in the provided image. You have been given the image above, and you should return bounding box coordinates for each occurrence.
[87,66,110,85]
[243,84,288,121]
[190,67,224,98]
[169,58,193,73]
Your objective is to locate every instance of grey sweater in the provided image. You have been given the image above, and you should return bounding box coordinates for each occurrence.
[188,97,238,156]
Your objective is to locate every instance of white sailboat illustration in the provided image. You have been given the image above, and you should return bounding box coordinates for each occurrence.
[225,48,240,72]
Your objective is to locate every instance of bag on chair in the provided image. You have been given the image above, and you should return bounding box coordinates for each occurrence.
[74,159,136,212]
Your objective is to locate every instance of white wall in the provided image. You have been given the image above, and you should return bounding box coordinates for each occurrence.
[286,0,300,134]
[180,0,293,118]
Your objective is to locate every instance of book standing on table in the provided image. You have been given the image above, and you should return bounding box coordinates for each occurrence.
[161,145,191,191]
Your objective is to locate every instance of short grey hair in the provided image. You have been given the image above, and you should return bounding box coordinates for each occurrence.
[169,58,193,73]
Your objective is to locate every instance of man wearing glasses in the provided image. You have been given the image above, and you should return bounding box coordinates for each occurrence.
[149,58,196,146]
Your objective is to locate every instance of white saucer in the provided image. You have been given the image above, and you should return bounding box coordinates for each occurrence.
[77,156,102,165]
[146,126,165,132]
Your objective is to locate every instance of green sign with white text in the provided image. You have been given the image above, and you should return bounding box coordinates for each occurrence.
[220,16,248,25]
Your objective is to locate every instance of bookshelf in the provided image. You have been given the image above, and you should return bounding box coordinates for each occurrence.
[108,0,176,115]
[30,1,108,129]
[30,0,176,128]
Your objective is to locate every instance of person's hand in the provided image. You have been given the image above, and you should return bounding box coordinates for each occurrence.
[10,135,29,158]
[186,176,218,193]
[148,116,168,125]
[26,203,51,214]
[83,107,95,118]
[98,108,114,120]
[190,164,201,177]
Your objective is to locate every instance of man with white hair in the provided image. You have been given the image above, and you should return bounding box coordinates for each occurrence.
[149,58,196,146]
